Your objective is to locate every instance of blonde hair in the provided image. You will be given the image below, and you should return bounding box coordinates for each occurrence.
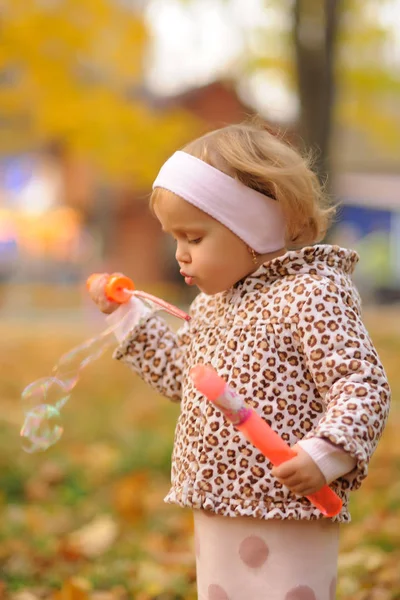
[151,117,336,248]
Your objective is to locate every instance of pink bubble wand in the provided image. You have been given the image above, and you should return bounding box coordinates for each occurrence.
[87,273,190,321]
[190,364,343,518]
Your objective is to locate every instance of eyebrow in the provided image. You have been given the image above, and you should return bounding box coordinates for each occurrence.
[162,226,205,235]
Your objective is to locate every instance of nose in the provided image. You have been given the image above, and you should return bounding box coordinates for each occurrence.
[175,242,191,264]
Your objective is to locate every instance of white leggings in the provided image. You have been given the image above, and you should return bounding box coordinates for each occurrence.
[193,510,339,600]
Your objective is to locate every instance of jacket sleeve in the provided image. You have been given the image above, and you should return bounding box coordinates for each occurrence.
[112,311,192,403]
[298,437,357,484]
[294,280,391,490]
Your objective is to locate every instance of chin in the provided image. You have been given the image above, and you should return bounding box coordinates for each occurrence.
[198,284,227,296]
[196,276,235,295]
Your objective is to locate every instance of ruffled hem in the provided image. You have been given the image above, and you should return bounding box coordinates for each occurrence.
[164,484,351,523]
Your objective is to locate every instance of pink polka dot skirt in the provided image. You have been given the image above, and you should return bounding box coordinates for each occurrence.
[193,511,339,600]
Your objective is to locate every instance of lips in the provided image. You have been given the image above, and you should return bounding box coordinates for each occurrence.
[180,270,195,286]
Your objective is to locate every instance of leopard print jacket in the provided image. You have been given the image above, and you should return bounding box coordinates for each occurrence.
[113,245,391,522]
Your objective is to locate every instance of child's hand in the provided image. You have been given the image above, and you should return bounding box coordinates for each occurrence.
[87,272,120,314]
[271,444,326,497]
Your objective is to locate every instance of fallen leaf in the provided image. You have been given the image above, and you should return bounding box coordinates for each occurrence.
[10,592,39,600]
[92,586,129,600]
[90,593,119,600]
[338,547,386,572]
[135,561,170,596]
[58,538,85,562]
[38,460,65,485]
[53,578,91,600]
[66,515,118,558]
[83,443,119,477]
[112,472,149,523]
[24,478,51,502]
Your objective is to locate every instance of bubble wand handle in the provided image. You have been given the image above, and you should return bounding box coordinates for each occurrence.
[87,273,191,321]
[190,364,343,518]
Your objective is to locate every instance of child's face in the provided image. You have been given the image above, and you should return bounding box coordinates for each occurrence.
[153,192,257,295]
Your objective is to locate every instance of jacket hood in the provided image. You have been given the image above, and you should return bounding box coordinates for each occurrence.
[238,245,361,312]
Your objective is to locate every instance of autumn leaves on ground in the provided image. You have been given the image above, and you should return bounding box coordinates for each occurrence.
[1,308,399,600]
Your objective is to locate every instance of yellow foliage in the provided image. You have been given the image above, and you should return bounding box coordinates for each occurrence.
[0,0,200,184]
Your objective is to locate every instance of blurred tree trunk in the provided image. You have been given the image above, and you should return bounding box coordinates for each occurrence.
[293,0,341,189]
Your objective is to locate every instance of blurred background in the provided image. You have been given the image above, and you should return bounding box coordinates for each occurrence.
[0,1,400,599]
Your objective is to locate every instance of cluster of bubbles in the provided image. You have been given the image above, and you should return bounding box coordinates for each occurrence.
[20,324,118,453]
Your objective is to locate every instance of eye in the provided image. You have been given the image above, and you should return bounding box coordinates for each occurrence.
[188,237,202,245]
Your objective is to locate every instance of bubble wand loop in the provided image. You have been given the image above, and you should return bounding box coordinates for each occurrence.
[20,274,189,453]
[190,364,343,518]
[88,273,191,322]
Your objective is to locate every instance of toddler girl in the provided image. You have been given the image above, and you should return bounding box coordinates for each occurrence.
[89,118,391,600]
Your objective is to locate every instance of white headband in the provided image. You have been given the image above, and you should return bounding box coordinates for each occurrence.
[152,151,286,253]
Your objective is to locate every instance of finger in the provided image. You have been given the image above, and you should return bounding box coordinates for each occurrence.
[101,300,120,314]
[98,291,120,312]
[290,476,324,494]
[89,275,119,312]
[272,457,299,479]
[282,482,308,496]
[291,485,316,497]
[90,273,110,300]
[277,473,307,488]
